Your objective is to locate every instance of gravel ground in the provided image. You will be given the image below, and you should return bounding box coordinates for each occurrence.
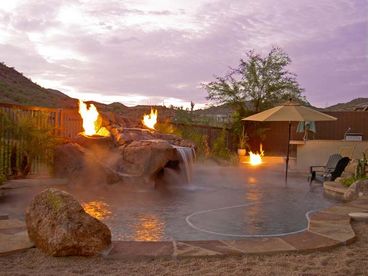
[0,221,367,276]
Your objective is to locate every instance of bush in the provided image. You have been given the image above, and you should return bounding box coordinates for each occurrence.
[157,122,237,163]
[0,172,5,186]
[341,176,368,187]
[155,121,182,136]
[180,127,210,159]
[1,111,59,177]
[211,128,231,160]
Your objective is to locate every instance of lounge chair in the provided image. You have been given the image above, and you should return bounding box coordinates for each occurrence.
[309,156,350,187]
[308,153,342,185]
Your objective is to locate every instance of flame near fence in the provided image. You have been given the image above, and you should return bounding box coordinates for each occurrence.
[2,102,366,176]
[0,103,82,176]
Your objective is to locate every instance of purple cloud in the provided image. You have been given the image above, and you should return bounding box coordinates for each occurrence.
[0,0,366,108]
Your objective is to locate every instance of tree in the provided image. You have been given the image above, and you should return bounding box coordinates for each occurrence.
[204,47,306,114]
[190,101,195,112]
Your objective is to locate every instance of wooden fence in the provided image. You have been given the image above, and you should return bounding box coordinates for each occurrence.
[245,111,368,156]
[172,122,236,150]
[1,102,367,175]
[0,103,82,176]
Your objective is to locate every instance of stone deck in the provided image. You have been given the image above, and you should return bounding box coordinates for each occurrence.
[1,197,367,258]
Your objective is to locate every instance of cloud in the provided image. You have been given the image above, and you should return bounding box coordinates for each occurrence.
[0,0,366,107]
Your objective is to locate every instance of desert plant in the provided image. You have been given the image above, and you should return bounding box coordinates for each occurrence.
[155,121,182,136]
[238,128,249,150]
[3,112,58,176]
[355,152,367,179]
[341,175,368,187]
[0,171,6,186]
[212,128,231,160]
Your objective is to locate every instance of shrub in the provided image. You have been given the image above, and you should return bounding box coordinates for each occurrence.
[0,172,6,186]
[211,128,231,160]
[1,111,59,177]
[155,121,182,136]
[341,176,368,187]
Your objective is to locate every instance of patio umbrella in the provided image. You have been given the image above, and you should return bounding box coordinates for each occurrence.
[296,121,316,140]
[242,100,337,183]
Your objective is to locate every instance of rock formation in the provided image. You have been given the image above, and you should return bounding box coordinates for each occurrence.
[54,120,195,186]
[26,188,111,256]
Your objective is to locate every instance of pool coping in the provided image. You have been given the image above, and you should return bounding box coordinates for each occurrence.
[1,196,367,258]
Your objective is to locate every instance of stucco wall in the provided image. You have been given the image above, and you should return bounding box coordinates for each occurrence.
[295,140,368,172]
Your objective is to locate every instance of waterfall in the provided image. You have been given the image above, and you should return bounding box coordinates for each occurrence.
[173,146,195,183]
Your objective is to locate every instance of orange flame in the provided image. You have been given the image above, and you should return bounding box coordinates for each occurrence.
[249,144,264,166]
[78,100,110,136]
[142,108,158,130]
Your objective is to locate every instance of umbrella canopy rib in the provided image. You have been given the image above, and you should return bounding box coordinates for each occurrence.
[242,105,337,122]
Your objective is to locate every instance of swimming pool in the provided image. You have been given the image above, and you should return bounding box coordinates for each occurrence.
[76,162,335,241]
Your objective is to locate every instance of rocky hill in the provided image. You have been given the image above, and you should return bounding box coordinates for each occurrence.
[0,63,77,108]
[0,63,176,121]
[325,98,368,111]
[1,62,366,122]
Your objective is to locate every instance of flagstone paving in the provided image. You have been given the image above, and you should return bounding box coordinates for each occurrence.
[1,197,367,258]
[0,218,33,256]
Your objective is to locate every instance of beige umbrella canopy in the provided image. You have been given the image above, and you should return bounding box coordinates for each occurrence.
[242,100,337,182]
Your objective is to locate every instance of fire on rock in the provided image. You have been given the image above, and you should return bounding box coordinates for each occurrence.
[54,100,195,187]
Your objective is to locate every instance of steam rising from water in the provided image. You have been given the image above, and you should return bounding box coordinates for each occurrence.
[1,154,335,241]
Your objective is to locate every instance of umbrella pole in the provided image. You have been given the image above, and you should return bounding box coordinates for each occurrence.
[285,121,291,184]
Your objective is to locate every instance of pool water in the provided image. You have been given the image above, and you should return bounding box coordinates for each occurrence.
[76,163,335,241]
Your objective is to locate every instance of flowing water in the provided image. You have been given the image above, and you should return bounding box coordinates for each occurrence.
[173,146,196,182]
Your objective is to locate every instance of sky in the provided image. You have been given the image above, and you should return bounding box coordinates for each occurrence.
[0,0,367,109]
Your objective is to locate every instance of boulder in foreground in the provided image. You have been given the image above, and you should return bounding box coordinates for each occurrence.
[26,188,111,256]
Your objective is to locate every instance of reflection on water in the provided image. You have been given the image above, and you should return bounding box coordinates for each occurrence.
[65,165,333,241]
[82,200,112,220]
[247,177,257,185]
[133,214,165,241]
[245,189,263,202]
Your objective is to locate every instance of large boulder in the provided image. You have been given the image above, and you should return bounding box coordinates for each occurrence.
[26,188,111,256]
[72,134,114,150]
[110,127,195,148]
[153,133,195,148]
[54,143,121,184]
[117,140,179,180]
[54,143,86,177]
[53,127,195,186]
[113,128,156,146]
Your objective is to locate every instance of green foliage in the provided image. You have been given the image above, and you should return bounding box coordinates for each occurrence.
[204,47,306,114]
[341,176,368,187]
[155,121,182,136]
[11,114,57,161]
[211,128,231,160]
[182,129,210,159]
[0,171,5,186]
[228,152,240,166]
[238,127,249,149]
[158,121,236,163]
[355,153,367,179]
[1,111,59,176]
[341,177,356,187]
[173,109,194,124]
[204,47,306,145]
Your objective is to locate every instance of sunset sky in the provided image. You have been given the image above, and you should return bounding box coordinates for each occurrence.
[0,0,367,109]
